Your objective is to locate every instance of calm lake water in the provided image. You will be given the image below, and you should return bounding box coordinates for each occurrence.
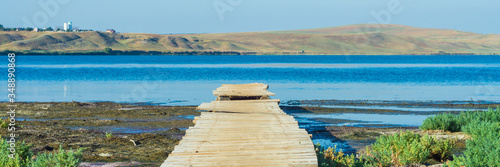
[4,55,500,105]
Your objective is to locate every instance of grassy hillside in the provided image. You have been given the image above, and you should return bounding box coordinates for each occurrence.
[1,24,499,55]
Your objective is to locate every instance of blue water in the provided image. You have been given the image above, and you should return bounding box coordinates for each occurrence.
[3,55,500,105]
[14,55,500,65]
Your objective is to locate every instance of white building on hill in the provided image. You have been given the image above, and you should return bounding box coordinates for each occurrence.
[63,21,72,31]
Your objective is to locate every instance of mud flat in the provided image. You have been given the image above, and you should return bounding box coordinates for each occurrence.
[0,102,199,166]
[296,99,500,111]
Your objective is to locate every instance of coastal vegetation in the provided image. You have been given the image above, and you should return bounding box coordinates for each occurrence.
[105,132,113,138]
[315,144,362,167]
[1,24,500,55]
[316,107,500,166]
[27,146,84,167]
[421,107,500,166]
[0,138,84,167]
[316,131,455,167]
[364,131,454,166]
[0,119,8,129]
[420,107,500,132]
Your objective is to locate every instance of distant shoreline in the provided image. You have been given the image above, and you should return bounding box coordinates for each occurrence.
[0,50,497,56]
[2,24,500,56]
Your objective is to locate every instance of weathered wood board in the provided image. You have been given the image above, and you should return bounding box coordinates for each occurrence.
[213,83,276,98]
[161,83,317,167]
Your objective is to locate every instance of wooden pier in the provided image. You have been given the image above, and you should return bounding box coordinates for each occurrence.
[161,83,317,167]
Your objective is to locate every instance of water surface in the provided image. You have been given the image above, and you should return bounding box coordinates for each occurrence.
[3,55,500,105]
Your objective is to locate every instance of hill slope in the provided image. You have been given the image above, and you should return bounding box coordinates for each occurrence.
[1,24,499,55]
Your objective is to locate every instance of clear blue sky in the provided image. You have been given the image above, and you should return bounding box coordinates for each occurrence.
[1,0,498,34]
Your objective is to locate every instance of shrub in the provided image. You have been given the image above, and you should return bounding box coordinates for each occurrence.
[28,146,84,167]
[0,119,9,129]
[462,119,500,138]
[315,144,362,167]
[477,106,500,122]
[105,132,112,138]
[0,137,33,167]
[364,130,455,166]
[420,107,500,132]
[420,113,459,132]
[459,121,500,166]
[0,137,84,167]
[425,107,500,166]
[430,138,455,161]
[420,135,455,161]
[443,155,466,167]
[364,131,430,167]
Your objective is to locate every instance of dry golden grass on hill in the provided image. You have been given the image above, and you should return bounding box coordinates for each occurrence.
[1,24,499,55]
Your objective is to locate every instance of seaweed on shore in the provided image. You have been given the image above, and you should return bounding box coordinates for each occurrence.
[0,102,199,164]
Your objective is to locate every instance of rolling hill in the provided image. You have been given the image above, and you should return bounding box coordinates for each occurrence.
[1,24,499,55]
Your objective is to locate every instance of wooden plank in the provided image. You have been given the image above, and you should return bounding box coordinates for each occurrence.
[213,90,276,97]
[161,83,317,167]
[219,83,269,88]
[212,83,275,97]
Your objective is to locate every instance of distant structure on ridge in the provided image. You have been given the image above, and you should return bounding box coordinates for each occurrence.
[64,21,72,31]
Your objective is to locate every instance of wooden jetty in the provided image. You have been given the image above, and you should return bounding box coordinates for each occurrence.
[161,83,317,167]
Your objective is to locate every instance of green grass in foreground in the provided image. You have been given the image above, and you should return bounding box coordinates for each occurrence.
[420,106,500,132]
[0,137,84,167]
[315,131,454,167]
[315,144,362,167]
[365,131,454,167]
[315,107,500,166]
[420,107,500,166]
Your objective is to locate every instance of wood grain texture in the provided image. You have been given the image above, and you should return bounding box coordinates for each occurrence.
[161,84,317,167]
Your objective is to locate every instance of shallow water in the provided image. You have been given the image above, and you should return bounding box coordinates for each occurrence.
[7,55,499,152]
[6,55,500,105]
[288,111,430,150]
[317,105,472,112]
[293,113,430,127]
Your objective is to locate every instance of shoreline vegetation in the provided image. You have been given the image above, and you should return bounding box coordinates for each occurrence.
[1,101,499,166]
[1,24,500,56]
[316,107,500,167]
